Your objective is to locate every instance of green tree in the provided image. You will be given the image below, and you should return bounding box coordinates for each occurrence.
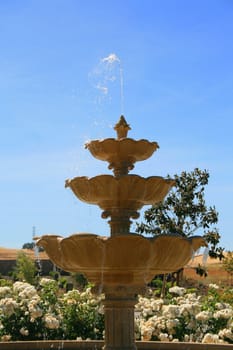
[22,242,35,250]
[136,168,224,279]
[14,252,38,284]
[22,241,44,252]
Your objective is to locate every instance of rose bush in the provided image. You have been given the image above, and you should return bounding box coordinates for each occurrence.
[0,278,104,341]
[135,284,233,344]
[0,278,232,344]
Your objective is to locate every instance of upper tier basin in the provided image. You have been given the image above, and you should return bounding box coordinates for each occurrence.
[85,138,159,176]
[37,233,206,288]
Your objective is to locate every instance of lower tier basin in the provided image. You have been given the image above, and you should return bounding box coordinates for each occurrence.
[36,233,206,288]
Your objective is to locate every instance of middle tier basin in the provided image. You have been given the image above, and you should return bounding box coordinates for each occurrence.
[65,175,175,211]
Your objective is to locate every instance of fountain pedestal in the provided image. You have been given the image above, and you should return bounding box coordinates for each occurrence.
[101,285,145,350]
[103,289,137,350]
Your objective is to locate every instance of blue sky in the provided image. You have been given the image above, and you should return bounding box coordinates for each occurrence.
[0,0,232,250]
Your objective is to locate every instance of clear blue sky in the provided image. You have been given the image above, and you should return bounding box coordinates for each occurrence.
[0,1,232,250]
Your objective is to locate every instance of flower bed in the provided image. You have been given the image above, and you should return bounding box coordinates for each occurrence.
[0,278,104,342]
[0,278,233,344]
[135,284,233,344]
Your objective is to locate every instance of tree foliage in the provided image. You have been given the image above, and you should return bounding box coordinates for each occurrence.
[22,242,35,250]
[13,252,38,284]
[22,241,44,252]
[136,168,224,260]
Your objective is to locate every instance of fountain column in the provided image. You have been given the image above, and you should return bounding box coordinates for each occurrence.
[103,287,138,350]
[102,209,140,236]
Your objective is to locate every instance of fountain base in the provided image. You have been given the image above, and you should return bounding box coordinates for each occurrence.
[1,340,232,350]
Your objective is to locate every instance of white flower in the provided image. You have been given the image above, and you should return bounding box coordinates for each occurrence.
[0,298,18,316]
[63,289,80,304]
[142,307,153,317]
[209,284,219,290]
[196,311,212,321]
[162,305,180,318]
[219,328,233,341]
[28,300,43,319]
[20,327,29,336]
[44,314,60,329]
[18,285,37,299]
[1,334,11,341]
[202,333,220,343]
[140,322,154,341]
[215,302,230,310]
[88,298,98,306]
[169,286,185,296]
[151,299,164,312]
[180,303,200,317]
[39,278,54,286]
[13,281,31,293]
[158,332,169,341]
[0,286,11,298]
[214,309,233,319]
[166,318,180,331]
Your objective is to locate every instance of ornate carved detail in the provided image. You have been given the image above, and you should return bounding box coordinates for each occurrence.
[114,115,131,139]
[85,116,159,177]
[108,161,134,177]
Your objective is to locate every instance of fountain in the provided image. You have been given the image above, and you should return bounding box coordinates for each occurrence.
[36,116,206,350]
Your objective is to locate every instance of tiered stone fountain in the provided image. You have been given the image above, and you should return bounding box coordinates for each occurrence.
[37,116,206,350]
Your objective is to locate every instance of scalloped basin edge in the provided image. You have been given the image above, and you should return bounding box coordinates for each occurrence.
[65,175,175,209]
[36,233,206,286]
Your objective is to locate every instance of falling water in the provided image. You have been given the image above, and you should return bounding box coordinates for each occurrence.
[33,226,42,276]
[58,341,64,349]
[202,246,210,266]
[91,239,105,342]
[119,64,124,115]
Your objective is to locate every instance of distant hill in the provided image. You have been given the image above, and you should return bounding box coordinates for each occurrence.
[184,254,231,285]
[186,254,224,267]
[0,247,48,260]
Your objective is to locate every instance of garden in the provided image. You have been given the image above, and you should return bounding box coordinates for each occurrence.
[0,276,233,344]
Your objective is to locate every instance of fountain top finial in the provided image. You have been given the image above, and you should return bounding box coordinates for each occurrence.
[114,115,131,139]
